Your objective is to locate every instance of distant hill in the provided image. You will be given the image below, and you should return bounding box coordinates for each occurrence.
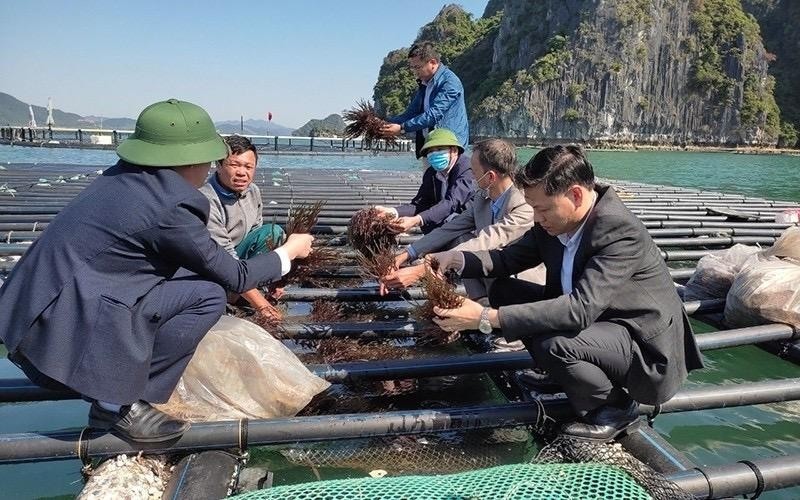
[0,92,295,136]
[215,119,294,136]
[292,114,345,137]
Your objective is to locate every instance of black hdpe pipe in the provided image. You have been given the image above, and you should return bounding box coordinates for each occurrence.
[653,236,777,247]
[1,323,795,402]
[160,450,240,500]
[1,379,798,465]
[0,402,566,464]
[648,227,787,237]
[667,455,800,499]
[644,220,796,229]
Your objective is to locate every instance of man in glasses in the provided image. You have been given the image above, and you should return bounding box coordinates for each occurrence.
[380,41,468,159]
[380,138,535,303]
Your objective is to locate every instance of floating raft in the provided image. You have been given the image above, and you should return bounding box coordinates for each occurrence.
[0,163,799,499]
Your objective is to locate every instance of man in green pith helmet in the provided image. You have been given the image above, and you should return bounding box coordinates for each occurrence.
[0,99,313,443]
[374,128,474,234]
[200,135,286,321]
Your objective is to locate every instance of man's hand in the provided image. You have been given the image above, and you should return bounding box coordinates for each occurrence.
[394,251,410,268]
[380,123,402,136]
[374,205,398,217]
[433,297,484,332]
[392,215,422,233]
[425,251,464,275]
[379,264,426,295]
[281,233,314,260]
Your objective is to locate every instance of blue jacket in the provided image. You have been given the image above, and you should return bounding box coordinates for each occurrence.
[389,64,469,158]
[0,161,283,403]
[394,153,475,234]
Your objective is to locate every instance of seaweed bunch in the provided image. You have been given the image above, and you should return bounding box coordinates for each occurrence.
[315,338,408,364]
[343,99,398,149]
[269,200,340,287]
[309,299,346,323]
[411,258,465,343]
[348,207,401,259]
[285,200,326,235]
[357,244,398,282]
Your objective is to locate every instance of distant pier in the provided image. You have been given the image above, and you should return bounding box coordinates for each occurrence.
[0,126,413,155]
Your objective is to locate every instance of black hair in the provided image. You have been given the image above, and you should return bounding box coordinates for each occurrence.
[224,135,257,162]
[515,145,595,195]
[408,42,440,63]
[472,139,517,176]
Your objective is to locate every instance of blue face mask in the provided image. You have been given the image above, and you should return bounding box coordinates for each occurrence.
[427,150,450,171]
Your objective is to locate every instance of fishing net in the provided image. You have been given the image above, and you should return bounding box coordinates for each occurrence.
[229,462,653,499]
[533,435,694,500]
[277,427,532,476]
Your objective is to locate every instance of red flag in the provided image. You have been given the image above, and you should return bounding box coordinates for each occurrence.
[268,112,273,122]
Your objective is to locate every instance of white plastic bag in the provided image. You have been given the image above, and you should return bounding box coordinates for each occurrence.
[763,226,800,262]
[683,244,760,301]
[724,256,800,328]
[156,315,330,422]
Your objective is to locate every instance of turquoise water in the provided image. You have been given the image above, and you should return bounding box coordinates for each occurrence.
[0,144,799,498]
[2,144,798,201]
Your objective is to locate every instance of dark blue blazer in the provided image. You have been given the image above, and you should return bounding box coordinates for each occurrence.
[394,153,475,234]
[0,161,282,402]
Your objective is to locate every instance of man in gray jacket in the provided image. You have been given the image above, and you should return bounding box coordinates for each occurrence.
[379,139,534,301]
[430,145,703,442]
[199,135,284,318]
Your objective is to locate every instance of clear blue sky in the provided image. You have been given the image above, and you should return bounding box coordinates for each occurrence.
[1,1,488,128]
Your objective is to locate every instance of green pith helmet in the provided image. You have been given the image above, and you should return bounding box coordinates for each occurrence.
[117,99,228,167]
[420,128,464,156]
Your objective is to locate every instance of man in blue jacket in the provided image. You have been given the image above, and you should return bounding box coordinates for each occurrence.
[381,42,469,158]
[375,128,474,234]
[0,99,313,443]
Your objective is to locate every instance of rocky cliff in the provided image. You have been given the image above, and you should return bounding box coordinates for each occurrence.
[374,0,790,147]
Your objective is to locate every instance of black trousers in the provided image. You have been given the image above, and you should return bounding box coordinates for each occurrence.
[488,277,634,417]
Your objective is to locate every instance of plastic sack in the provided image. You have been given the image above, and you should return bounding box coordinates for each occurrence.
[682,244,761,301]
[156,315,330,422]
[762,226,800,262]
[724,256,800,328]
[775,209,800,224]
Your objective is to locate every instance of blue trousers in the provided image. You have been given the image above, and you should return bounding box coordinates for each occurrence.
[12,272,226,404]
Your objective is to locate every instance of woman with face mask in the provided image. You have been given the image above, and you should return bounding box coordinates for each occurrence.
[374,128,474,234]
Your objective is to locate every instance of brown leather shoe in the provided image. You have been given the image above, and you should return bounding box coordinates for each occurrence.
[88,401,189,443]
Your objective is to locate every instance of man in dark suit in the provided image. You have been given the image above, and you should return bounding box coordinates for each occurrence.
[430,145,704,442]
[0,99,313,443]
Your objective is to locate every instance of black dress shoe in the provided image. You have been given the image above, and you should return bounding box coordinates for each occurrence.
[88,401,190,443]
[560,400,640,443]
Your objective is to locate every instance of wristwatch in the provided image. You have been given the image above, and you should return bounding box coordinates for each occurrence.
[478,307,493,334]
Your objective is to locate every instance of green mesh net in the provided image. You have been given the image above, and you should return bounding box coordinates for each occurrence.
[229,463,652,500]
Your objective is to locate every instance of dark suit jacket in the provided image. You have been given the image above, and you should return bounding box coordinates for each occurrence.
[461,184,704,405]
[0,161,283,402]
[394,153,474,234]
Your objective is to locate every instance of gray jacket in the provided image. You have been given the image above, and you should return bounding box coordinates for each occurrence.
[461,184,704,405]
[409,184,534,256]
[199,173,263,258]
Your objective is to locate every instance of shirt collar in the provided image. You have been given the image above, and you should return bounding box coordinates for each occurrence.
[557,191,597,247]
[491,184,512,211]
[209,172,247,200]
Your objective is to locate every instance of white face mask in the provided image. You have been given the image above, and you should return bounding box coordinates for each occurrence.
[475,171,493,199]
